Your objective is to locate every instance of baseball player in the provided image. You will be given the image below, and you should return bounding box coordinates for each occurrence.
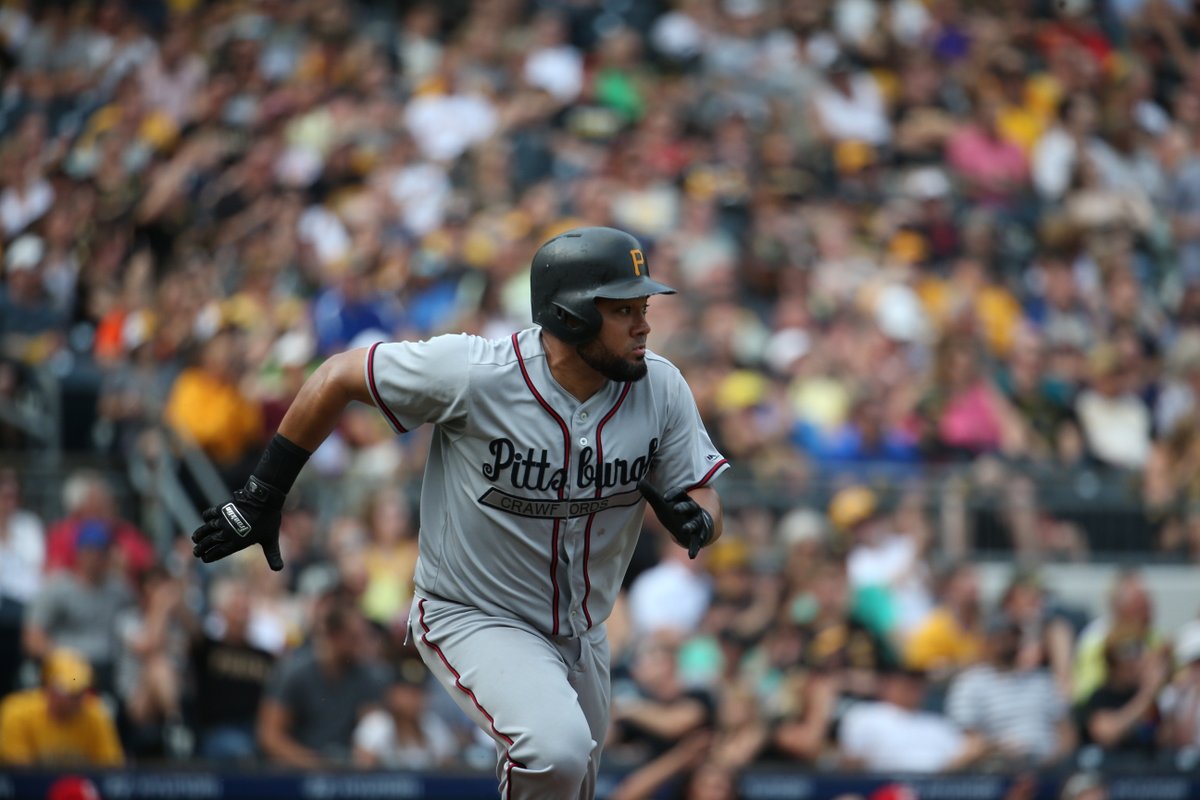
[191,226,729,798]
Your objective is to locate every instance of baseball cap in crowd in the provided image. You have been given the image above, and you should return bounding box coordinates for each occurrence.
[76,519,113,550]
[4,233,44,274]
[828,485,878,533]
[1175,621,1200,666]
[43,649,94,695]
[777,507,828,548]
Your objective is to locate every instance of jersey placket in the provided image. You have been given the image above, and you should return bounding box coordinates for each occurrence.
[562,401,595,637]
[563,381,632,637]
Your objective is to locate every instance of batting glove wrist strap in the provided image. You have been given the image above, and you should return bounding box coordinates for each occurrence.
[252,434,312,495]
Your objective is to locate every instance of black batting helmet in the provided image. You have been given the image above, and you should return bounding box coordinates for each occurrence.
[530,227,675,344]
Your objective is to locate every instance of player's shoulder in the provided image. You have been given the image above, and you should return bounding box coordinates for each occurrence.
[379,330,520,367]
[643,349,689,386]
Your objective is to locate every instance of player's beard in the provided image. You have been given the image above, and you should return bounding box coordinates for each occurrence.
[577,337,648,382]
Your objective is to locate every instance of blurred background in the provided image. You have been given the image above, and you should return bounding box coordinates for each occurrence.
[2,0,1200,798]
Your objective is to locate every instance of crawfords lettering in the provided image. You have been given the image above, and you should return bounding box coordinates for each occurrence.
[481,437,658,493]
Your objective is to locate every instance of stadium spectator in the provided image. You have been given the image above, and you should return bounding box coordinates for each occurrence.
[188,577,276,763]
[609,633,717,764]
[0,233,63,366]
[999,570,1078,697]
[945,91,1030,210]
[1159,620,1200,751]
[351,660,458,769]
[23,520,133,696]
[357,486,418,632]
[904,562,985,676]
[1075,633,1171,761]
[1074,342,1154,472]
[257,595,388,767]
[1073,571,1165,703]
[113,565,194,758]
[163,327,265,489]
[945,613,1075,767]
[0,466,44,696]
[0,648,123,766]
[835,485,934,641]
[44,469,153,584]
[838,665,986,773]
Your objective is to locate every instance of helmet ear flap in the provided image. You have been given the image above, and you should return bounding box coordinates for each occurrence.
[550,299,598,343]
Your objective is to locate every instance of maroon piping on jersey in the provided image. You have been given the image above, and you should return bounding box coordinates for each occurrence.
[581,380,632,628]
[692,458,729,489]
[417,599,527,798]
[366,342,408,433]
[511,333,570,635]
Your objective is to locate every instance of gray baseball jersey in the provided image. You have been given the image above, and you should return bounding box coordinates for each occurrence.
[365,326,728,638]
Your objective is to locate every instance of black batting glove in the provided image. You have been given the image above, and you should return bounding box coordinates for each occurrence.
[638,479,714,559]
[191,476,286,571]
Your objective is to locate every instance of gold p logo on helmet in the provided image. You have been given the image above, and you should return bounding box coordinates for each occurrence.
[630,249,645,276]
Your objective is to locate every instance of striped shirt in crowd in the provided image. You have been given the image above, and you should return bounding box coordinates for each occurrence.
[945,664,1067,761]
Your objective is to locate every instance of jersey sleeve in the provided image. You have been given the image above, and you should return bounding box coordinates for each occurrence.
[365,335,471,434]
[648,364,729,492]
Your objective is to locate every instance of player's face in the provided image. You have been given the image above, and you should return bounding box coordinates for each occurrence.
[578,296,652,382]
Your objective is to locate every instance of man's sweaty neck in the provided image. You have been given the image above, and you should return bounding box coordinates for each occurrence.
[541,332,606,403]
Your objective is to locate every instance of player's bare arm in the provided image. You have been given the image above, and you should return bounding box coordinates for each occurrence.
[688,484,723,546]
[275,347,374,451]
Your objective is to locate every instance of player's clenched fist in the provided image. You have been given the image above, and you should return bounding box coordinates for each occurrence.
[191,475,286,570]
[637,479,714,559]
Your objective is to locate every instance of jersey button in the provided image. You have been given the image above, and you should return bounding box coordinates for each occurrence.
[579,411,589,420]
[579,437,588,446]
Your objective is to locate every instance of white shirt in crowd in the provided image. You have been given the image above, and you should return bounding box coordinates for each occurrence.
[839,701,969,772]
[812,73,892,146]
[0,510,45,604]
[627,558,711,637]
[848,533,933,637]
[352,708,459,769]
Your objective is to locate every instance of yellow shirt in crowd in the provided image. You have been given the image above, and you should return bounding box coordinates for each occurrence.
[0,689,124,766]
[164,368,263,465]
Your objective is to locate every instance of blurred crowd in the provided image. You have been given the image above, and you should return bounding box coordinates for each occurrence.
[3,0,1200,793]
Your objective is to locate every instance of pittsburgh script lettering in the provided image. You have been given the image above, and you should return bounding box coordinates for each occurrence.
[577,438,658,491]
[482,437,658,492]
